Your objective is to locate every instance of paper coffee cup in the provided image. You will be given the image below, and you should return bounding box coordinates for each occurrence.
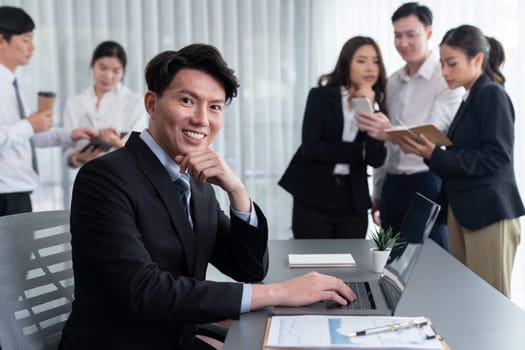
[38,91,56,112]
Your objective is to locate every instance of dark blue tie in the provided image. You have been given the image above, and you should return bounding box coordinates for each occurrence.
[13,79,38,174]
[175,174,192,228]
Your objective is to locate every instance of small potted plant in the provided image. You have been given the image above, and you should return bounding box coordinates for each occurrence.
[369,226,403,272]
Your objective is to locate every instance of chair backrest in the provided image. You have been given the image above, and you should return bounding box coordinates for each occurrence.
[398,192,441,244]
[0,210,72,350]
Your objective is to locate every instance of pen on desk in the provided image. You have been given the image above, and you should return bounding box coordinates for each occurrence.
[347,319,428,337]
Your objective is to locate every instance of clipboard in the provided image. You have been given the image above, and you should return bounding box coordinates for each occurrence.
[261,316,451,350]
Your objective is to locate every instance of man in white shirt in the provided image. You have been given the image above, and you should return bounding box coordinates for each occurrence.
[0,6,95,216]
[355,2,463,249]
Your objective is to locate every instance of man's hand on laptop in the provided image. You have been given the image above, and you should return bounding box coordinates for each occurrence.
[250,272,356,310]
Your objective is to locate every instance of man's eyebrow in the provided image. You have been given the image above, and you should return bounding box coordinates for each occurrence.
[177,89,225,104]
[394,30,417,35]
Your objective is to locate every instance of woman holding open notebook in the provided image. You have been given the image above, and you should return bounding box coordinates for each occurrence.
[397,25,524,298]
[279,36,387,239]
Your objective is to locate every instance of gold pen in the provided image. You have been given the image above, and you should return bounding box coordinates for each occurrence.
[348,319,428,337]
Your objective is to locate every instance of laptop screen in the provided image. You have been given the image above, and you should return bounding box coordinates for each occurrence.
[379,243,424,313]
[378,192,440,308]
[384,243,423,287]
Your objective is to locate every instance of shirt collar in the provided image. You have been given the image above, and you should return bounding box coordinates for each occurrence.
[0,63,16,83]
[399,50,437,82]
[139,129,186,183]
[462,89,470,102]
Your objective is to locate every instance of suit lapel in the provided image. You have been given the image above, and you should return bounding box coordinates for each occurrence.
[447,100,467,140]
[126,133,197,273]
[328,86,344,131]
[447,74,490,140]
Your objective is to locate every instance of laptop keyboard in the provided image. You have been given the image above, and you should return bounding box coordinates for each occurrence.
[325,281,376,310]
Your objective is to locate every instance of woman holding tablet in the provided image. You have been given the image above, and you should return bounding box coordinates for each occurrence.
[63,41,147,167]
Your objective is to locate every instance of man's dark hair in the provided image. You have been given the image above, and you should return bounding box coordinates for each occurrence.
[145,44,239,104]
[391,2,433,27]
[0,6,35,41]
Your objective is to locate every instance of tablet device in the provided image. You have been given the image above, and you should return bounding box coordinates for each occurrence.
[80,132,128,153]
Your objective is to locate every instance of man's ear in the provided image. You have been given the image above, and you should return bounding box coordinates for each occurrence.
[426,26,433,41]
[144,91,157,119]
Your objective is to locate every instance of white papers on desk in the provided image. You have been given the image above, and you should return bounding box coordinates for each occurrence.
[288,253,356,267]
[266,315,443,349]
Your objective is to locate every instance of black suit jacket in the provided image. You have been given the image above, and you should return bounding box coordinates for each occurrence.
[429,74,524,229]
[60,133,269,350]
[279,86,386,214]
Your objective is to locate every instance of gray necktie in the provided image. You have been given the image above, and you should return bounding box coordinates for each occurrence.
[175,173,192,228]
[13,79,38,174]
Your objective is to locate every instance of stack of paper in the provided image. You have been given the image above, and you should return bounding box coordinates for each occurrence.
[288,253,356,268]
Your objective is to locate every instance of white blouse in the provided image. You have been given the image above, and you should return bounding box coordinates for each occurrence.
[333,86,359,175]
[62,82,148,156]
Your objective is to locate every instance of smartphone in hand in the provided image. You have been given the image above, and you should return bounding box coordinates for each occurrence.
[352,97,373,114]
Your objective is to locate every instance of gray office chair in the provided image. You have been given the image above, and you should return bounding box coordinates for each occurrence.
[0,210,72,350]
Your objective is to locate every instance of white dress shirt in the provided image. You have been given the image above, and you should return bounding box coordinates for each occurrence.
[334,86,359,175]
[62,82,148,157]
[372,52,464,199]
[0,64,73,193]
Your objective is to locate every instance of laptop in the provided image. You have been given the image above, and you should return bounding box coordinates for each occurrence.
[272,192,440,316]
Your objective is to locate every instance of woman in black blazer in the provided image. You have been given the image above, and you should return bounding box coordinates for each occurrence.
[398,25,524,297]
[279,36,387,239]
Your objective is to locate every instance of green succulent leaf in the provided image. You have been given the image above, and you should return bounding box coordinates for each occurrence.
[370,226,405,251]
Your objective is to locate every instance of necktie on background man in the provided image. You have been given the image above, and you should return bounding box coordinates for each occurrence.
[13,79,39,173]
[175,173,193,228]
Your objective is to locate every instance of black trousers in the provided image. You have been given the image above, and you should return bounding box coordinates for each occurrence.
[0,192,32,216]
[292,175,368,239]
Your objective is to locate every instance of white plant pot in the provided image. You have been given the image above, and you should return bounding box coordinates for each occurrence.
[370,248,391,273]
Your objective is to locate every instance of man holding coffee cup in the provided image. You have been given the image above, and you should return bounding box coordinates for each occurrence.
[38,91,57,113]
[0,6,96,216]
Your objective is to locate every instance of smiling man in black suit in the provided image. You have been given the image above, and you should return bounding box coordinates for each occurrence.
[59,44,356,350]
